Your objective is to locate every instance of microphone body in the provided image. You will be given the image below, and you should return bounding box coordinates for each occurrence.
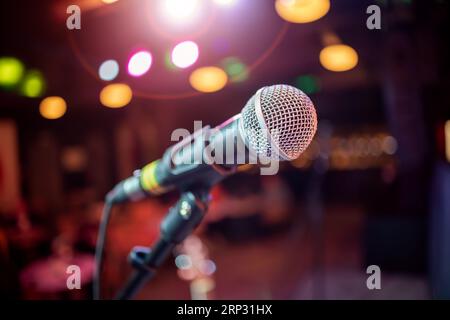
[106,84,318,204]
[107,115,245,204]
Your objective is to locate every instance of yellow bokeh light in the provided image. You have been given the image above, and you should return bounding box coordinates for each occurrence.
[39,96,67,120]
[319,44,358,72]
[275,0,330,24]
[189,67,228,93]
[0,57,24,87]
[102,0,119,4]
[100,83,133,108]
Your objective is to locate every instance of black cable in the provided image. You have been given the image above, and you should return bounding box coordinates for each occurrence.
[93,200,114,300]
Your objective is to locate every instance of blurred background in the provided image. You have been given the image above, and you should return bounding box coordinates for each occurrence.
[0,0,449,300]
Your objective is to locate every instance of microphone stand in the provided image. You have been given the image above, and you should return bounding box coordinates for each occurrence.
[115,188,210,300]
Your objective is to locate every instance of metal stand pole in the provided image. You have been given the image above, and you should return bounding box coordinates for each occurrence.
[115,189,210,300]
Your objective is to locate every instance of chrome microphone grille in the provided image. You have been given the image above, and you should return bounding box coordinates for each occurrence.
[240,84,317,161]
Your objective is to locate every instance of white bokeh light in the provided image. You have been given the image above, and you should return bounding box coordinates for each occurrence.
[214,0,237,7]
[98,59,119,81]
[161,0,200,24]
[127,51,152,77]
[171,41,199,69]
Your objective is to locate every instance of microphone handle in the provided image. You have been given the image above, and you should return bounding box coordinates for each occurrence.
[107,118,245,204]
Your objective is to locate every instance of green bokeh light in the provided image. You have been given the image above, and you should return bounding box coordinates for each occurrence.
[164,50,177,71]
[0,57,25,88]
[20,70,46,98]
[221,57,249,83]
[295,75,321,95]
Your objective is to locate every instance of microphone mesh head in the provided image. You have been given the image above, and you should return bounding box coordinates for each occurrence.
[240,84,317,161]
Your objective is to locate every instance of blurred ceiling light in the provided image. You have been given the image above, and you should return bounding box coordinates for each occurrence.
[171,41,199,69]
[100,83,132,108]
[102,0,119,3]
[189,66,228,93]
[0,57,24,87]
[20,70,46,98]
[319,44,358,72]
[161,0,201,24]
[128,51,152,77]
[39,96,67,120]
[214,0,237,6]
[275,0,330,23]
[99,59,119,81]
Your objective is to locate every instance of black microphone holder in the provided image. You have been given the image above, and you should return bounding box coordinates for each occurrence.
[115,188,211,300]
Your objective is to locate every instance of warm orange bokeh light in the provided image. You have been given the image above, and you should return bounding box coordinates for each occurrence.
[39,96,67,120]
[319,44,358,72]
[189,67,228,93]
[275,0,330,24]
[100,83,133,108]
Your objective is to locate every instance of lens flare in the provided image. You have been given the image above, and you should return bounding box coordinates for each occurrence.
[39,96,67,120]
[128,51,152,77]
[171,41,199,69]
[100,83,133,108]
[189,67,228,93]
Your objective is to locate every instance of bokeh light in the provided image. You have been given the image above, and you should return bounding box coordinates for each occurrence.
[199,259,217,276]
[189,66,228,93]
[275,0,330,23]
[214,0,237,7]
[127,51,152,77]
[175,254,193,270]
[99,59,119,81]
[39,96,67,120]
[445,120,450,162]
[161,0,200,24]
[295,74,320,94]
[319,44,358,72]
[177,268,197,281]
[0,57,24,87]
[20,70,46,98]
[61,147,88,172]
[382,136,398,155]
[100,83,133,108]
[102,0,119,3]
[171,41,199,69]
[221,57,249,83]
[164,51,177,71]
[190,278,216,299]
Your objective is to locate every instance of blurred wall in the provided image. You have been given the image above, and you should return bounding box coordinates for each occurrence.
[0,120,21,213]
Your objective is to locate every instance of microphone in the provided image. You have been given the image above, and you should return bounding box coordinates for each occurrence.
[106,84,317,204]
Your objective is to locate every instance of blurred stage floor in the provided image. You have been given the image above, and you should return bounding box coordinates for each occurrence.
[103,204,429,300]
